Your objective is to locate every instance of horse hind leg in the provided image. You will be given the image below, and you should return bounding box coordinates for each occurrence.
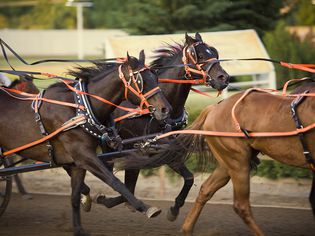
[167,163,194,222]
[70,167,89,236]
[182,164,230,236]
[64,166,92,212]
[309,173,315,216]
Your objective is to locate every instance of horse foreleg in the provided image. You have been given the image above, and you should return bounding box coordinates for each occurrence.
[70,167,89,236]
[229,165,264,236]
[309,173,315,216]
[167,163,194,221]
[80,158,161,218]
[64,166,92,212]
[95,169,140,210]
[182,165,230,236]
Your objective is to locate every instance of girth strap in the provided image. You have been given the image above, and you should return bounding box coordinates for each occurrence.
[290,91,315,172]
[32,90,56,167]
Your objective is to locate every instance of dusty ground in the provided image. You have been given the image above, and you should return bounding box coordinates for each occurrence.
[0,169,314,236]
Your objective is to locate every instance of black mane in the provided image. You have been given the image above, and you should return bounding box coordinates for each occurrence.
[68,62,119,81]
[150,42,185,75]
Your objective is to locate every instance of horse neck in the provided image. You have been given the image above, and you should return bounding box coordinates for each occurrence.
[158,53,192,119]
[87,72,124,124]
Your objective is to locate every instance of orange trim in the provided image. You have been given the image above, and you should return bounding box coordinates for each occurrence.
[155,121,315,140]
[158,78,204,84]
[190,87,217,98]
[2,116,86,157]
[280,62,315,73]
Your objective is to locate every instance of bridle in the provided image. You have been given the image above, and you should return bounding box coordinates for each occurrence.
[118,64,161,113]
[158,42,220,86]
[182,42,220,86]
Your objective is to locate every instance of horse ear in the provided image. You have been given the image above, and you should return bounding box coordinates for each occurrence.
[139,50,145,65]
[195,32,203,42]
[185,32,195,45]
[126,51,132,63]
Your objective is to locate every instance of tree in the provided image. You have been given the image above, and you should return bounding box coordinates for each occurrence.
[263,21,315,87]
[85,0,284,35]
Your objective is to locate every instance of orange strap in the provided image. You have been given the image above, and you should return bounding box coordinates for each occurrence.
[61,79,150,115]
[158,78,204,84]
[190,87,221,98]
[280,62,315,73]
[155,120,315,140]
[0,86,85,110]
[2,115,86,157]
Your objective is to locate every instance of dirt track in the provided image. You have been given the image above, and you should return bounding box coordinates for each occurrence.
[1,169,314,235]
[0,193,314,236]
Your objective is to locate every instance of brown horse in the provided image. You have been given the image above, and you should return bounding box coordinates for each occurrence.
[133,83,315,235]
[0,51,171,236]
[4,75,39,198]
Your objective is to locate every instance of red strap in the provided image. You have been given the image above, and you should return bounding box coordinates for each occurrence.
[280,62,315,73]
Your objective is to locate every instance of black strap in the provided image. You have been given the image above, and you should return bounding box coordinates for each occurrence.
[0,38,121,70]
[32,91,56,166]
[290,91,315,170]
[73,80,122,149]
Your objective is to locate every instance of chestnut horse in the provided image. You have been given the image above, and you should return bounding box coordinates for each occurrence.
[131,83,315,235]
[0,52,171,236]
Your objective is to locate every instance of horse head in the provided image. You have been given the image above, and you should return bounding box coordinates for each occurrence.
[121,50,171,121]
[184,32,230,91]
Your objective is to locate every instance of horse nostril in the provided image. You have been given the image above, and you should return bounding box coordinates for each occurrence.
[218,75,225,81]
[148,106,156,113]
[161,107,169,114]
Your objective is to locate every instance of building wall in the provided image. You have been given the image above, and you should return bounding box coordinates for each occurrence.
[0,29,127,57]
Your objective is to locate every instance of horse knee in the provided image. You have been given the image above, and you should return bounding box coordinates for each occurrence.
[196,183,212,204]
[185,176,194,188]
[233,202,251,223]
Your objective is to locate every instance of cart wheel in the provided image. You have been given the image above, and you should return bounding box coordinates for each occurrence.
[0,158,12,217]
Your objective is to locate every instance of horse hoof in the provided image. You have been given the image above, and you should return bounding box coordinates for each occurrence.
[74,228,90,236]
[80,194,92,212]
[92,193,106,204]
[124,202,136,212]
[167,208,178,222]
[145,207,162,218]
[22,194,33,200]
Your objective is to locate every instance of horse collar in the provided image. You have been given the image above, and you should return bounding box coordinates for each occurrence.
[163,108,188,132]
[74,80,120,147]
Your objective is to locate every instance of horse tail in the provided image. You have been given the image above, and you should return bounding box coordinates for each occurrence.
[116,105,215,170]
[310,173,315,217]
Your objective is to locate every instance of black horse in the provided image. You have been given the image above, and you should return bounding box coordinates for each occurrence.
[80,33,230,221]
[0,51,171,236]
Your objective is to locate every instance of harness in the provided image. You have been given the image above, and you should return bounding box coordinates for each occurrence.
[32,91,56,166]
[163,109,189,131]
[0,63,162,159]
[290,91,315,171]
[74,80,120,147]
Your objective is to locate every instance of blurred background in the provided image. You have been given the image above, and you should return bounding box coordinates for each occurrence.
[0,0,315,180]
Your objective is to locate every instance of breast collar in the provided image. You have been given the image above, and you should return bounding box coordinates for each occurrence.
[165,108,189,131]
[73,80,117,141]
